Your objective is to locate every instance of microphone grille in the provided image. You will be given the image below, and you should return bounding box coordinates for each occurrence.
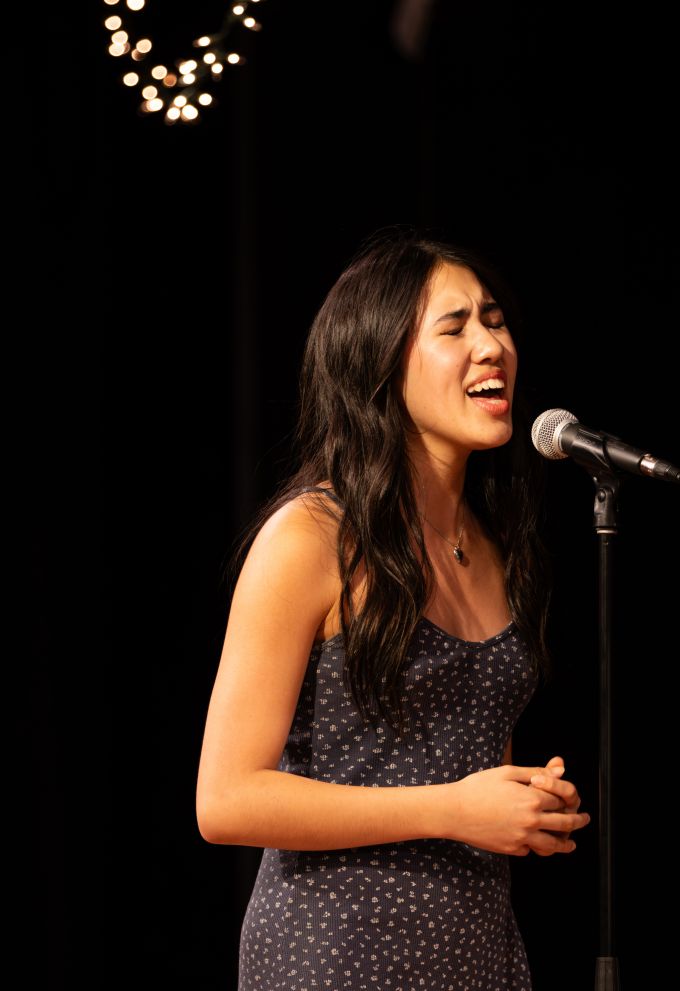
[531,408,578,459]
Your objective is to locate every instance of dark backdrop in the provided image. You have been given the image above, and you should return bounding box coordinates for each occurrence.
[28,1,677,988]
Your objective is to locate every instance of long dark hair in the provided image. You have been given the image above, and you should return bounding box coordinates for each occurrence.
[225,226,554,737]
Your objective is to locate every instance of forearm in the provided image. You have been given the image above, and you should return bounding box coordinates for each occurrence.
[198,769,450,849]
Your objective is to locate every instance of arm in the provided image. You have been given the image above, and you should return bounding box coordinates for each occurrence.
[195,497,591,855]
[195,496,445,849]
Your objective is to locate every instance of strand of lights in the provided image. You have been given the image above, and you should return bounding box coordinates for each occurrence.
[103,0,265,124]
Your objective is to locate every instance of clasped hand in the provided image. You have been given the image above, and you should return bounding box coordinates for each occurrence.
[451,754,591,857]
[525,754,590,856]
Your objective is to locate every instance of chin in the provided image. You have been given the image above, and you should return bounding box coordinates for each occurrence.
[473,425,514,450]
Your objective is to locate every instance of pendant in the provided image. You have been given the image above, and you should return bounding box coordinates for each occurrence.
[453,546,463,563]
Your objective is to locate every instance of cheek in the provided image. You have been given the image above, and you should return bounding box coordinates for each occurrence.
[496,335,517,384]
[401,352,462,418]
[402,349,442,396]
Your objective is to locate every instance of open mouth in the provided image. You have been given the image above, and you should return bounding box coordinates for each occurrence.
[466,379,505,399]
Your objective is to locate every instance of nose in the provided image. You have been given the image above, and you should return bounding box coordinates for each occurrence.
[469,322,505,364]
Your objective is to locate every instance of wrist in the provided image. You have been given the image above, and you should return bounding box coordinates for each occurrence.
[419,781,460,841]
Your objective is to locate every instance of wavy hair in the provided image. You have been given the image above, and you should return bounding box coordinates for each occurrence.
[225,226,554,737]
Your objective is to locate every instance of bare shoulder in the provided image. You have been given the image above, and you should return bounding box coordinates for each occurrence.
[257,484,341,565]
[223,484,342,645]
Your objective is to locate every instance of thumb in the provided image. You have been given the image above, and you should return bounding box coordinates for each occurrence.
[545,756,565,776]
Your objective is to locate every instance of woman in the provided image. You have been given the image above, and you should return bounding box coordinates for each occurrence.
[196,227,591,990]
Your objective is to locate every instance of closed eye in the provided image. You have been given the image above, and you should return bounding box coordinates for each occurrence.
[443,321,506,336]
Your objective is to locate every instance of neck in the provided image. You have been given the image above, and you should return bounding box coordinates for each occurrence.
[407,446,468,536]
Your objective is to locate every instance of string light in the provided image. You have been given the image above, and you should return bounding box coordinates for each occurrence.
[103,0,266,124]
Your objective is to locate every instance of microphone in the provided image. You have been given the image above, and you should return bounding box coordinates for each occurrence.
[531,408,680,484]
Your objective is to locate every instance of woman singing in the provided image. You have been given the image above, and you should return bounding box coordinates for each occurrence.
[196,227,591,990]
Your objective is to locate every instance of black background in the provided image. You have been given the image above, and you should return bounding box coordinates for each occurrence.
[28,1,677,988]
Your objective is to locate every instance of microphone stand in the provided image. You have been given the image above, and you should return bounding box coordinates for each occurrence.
[589,462,623,991]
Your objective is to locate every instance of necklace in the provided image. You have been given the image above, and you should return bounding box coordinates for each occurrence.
[423,501,466,564]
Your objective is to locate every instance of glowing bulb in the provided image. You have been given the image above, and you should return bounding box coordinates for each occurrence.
[173,95,187,107]
[198,93,212,106]
[105,16,122,29]
[181,105,198,121]
[103,0,120,5]
[166,106,181,120]
[136,38,152,53]
[163,73,178,87]
[123,72,139,86]
[151,65,167,79]
[244,18,255,28]
[127,0,145,9]
[147,98,163,112]
[111,30,128,44]
[196,36,211,47]
[178,60,197,74]
[233,4,245,14]
[142,85,157,99]
[211,63,224,74]
[203,52,216,64]
[109,43,126,57]
[226,53,240,64]
[181,73,195,84]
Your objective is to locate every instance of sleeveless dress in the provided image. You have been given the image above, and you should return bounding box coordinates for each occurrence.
[238,489,539,991]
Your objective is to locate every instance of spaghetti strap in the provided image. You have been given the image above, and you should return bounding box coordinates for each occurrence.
[298,485,344,508]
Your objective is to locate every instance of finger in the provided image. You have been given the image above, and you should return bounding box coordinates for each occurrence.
[513,765,569,784]
[539,810,591,832]
[527,831,577,856]
[529,773,581,807]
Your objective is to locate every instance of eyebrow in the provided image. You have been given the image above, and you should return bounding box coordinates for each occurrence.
[434,300,503,323]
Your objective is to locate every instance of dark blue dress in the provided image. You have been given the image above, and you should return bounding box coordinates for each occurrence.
[238,490,539,990]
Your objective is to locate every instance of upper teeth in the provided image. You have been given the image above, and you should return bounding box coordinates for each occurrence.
[466,378,504,394]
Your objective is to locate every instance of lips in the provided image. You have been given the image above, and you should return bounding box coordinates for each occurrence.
[464,370,507,397]
[464,371,510,416]
[466,391,510,416]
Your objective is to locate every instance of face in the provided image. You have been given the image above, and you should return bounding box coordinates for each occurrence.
[396,261,517,460]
